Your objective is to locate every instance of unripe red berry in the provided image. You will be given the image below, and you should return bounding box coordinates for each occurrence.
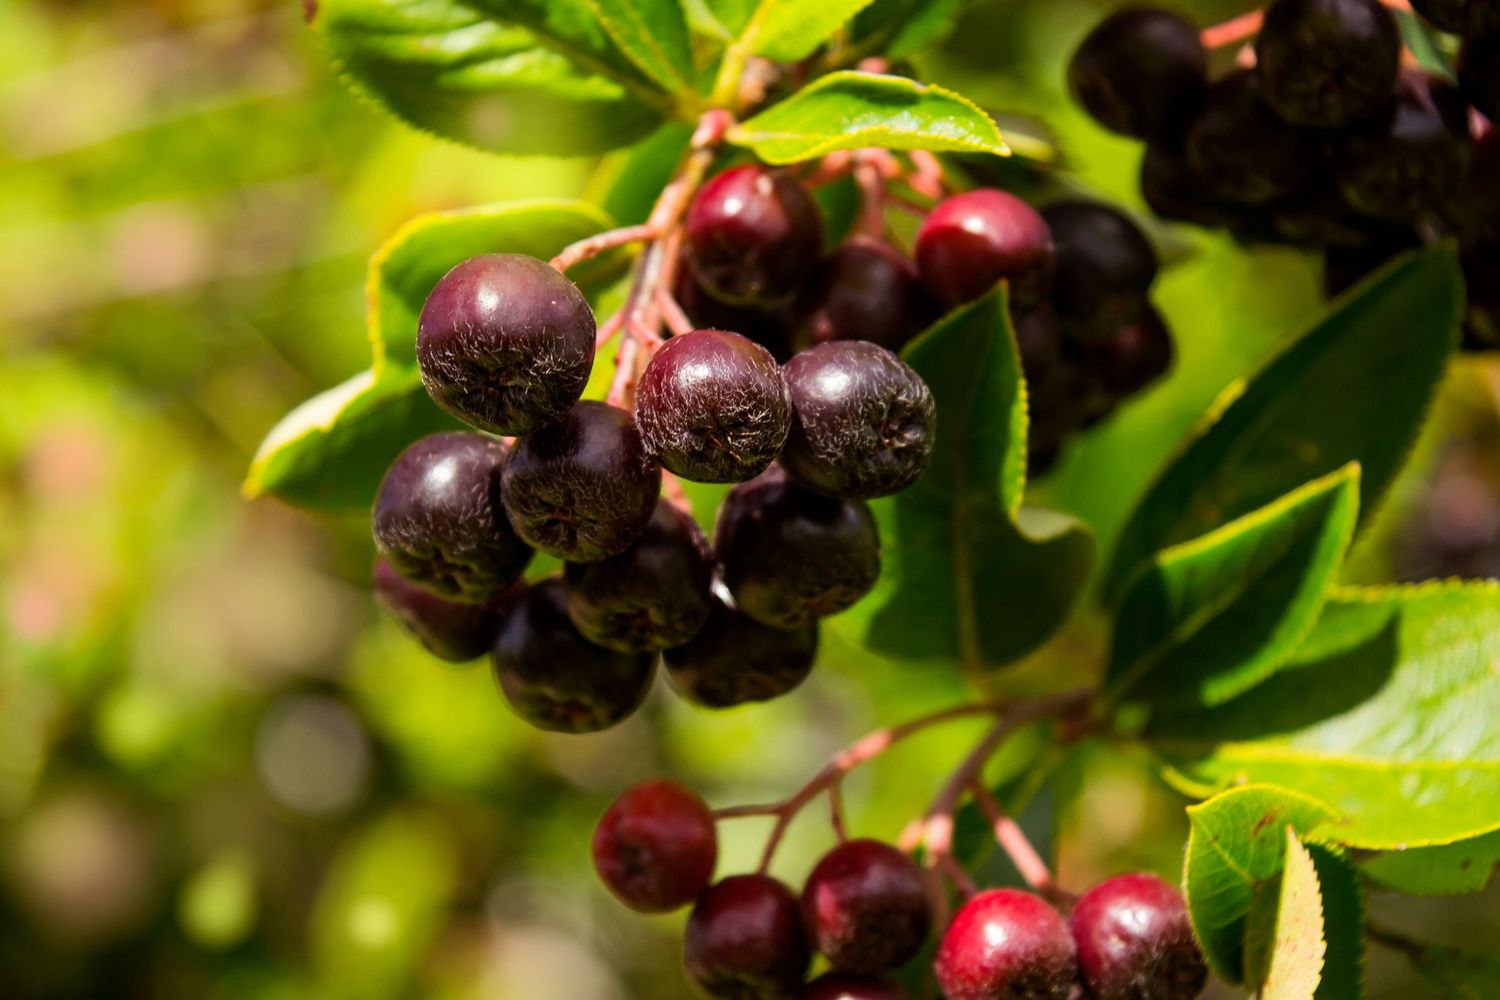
[1069,873,1207,1000]
[685,874,811,998]
[801,839,931,973]
[916,189,1055,310]
[687,165,824,307]
[592,779,718,913]
[934,888,1077,1000]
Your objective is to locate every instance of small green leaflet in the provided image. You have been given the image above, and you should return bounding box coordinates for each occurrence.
[1257,831,1326,1000]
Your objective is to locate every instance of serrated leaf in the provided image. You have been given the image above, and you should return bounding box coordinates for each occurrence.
[1360,828,1500,896]
[1150,582,1500,852]
[461,0,660,89]
[1257,831,1326,1000]
[833,289,1092,671]
[851,0,968,59]
[1398,940,1500,999]
[1102,245,1462,605]
[749,0,878,62]
[1106,465,1360,711]
[1307,843,1365,1000]
[729,71,1008,164]
[318,0,663,156]
[588,0,696,95]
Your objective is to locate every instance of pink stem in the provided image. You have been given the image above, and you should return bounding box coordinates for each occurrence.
[854,156,887,239]
[969,781,1072,905]
[1200,10,1262,49]
[661,470,693,515]
[595,309,625,350]
[657,287,694,337]
[907,150,948,201]
[550,224,656,273]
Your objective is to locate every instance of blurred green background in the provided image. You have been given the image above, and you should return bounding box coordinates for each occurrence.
[1,1,1495,997]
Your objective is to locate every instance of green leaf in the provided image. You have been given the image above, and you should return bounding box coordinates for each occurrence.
[461,0,662,90]
[1360,828,1500,896]
[694,0,759,37]
[729,71,1009,165]
[1151,582,1500,851]
[1184,785,1338,983]
[748,0,878,62]
[834,290,1092,671]
[1102,245,1462,605]
[587,0,696,96]
[851,0,968,59]
[1307,843,1366,1000]
[318,0,663,156]
[1257,831,1326,1000]
[1105,465,1360,710]
[1395,940,1500,999]
[1397,11,1456,82]
[591,122,693,226]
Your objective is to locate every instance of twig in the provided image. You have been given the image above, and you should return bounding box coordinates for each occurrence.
[854,154,887,239]
[1201,10,1262,50]
[907,149,948,201]
[656,286,694,337]
[969,781,1073,906]
[550,224,656,273]
[595,308,625,350]
[661,470,693,515]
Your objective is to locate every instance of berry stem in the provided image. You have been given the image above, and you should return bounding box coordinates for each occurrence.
[968,780,1072,906]
[906,149,949,201]
[661,470,694,515]
[657,286,694,337]
[595,308,625,350]
[550,224,657,273]
[854,154,888,239]
[1200,10,1262,50]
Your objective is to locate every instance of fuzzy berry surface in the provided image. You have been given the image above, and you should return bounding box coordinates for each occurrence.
[1069,873,1207,1000]
[934,888,1078,1000]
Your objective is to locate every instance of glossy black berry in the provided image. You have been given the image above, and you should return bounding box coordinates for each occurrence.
[1069,873,1207,1000]
[564,499,714,652]
[1337,74,1472,221]
[490,578,655,733]
[1085,304,1174,398]
[803,974,910,1000]
[372,432,534,602]
[1460,33,1500,122]
[716,465,880,629]
[1068,8,1208,143]
[781,342,936,500]
[802,839,931,974]
[664,597,818,709]
[1256,0,1401,127]
[416,254,596,435]
[1184,70,1320,205]
[1412,0,1500,36]
[1043,201,1158,339]
[501,401,661,562]
[934,889,1078,1000]
[635,329,792,484]
[592,779,718,914]
[687,165,824,306]
[685,875,812,999]
[916,189,1055,310]
[676,270,797,362]
[797,236,937,353]
[372,558,511,663]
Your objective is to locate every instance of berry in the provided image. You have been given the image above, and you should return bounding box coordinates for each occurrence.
[635,329,792,483]
[592,779,718,913]
[716,465,881,629]
[801,839,931,973]
[687,165,824,306]
[372,557,511,663]
[803,974,910,1000]
[501,401,661,562]
[1337,74,1472,222]
[1184,70,1319,206]
[915,189,1055,310]
[490,578,656,733]
[664,598,818,708]
[1043,202,1158,338]
[1013,304,1063,386]
[1270,184,1392,247]
[1139,144,1240,229]
[564,499,715,652]
[372,432,534,602]
[781,342,936,500]
[1069,873,1207,1000]
[1068,8,1208,143]
[1255,0,1401,128]
[933,889,1078,1000]
[676,270,797,362]
[797,236,936,353]
[684,875,812,999]
[417,254,596,435]
[1412,0,1500,36]
[1460,33,1500,122]
[1085,305,1174,398]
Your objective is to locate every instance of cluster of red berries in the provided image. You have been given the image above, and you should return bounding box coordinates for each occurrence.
[1070,0,1500,349]
[591,779,1208,1000]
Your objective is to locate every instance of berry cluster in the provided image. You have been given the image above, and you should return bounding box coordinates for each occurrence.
[591,777,1207,1000]
[1071,0,1500,349]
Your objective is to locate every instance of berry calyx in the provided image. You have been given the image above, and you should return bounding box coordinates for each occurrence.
[1068,873,1207,1000]
[372,557,511,663]
[592,779,718,914]
[1043,201,1159,339]
[797,236,936,353]
[916,189,1055,310]
[664,597,818,708]
[417,254,596,435]
[1255,0,1401,128]
[802,973,910,1000]
[1068,8,1208,143]
[684,874,812,999]
[687,165,824,307]
[933,888,1078,1000]
[801,838,931,974]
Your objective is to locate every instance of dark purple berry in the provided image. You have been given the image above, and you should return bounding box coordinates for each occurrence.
[1337,74,1472,221]
[1270,183,1395,247]
[592,778,718,913]
[416,254,596,435]
[1069,873,1207,1000]
[1085,305,1174,398]
[1184,69,1320,205]
[797,236,937,353]
[1140,144,1241,229]
[687,165,824,307]
[372,557,511,663]
[676,270,797,362]
[916,189,1055,310]
[685,875,812,999]
[372,432,534,602]
[1460,33,1500,122]
[933,889,1078,1000]
[801,839,931,974]
[1068,8,1208,143]
[490,578,656,733]
[1014,303,1064,386]
[716,465,880,629]
[664,597,818,708]
[501,401,661,562]
[1255,0,1401,127]
[781,342,936,500]
[564,499,714,652]
[1412,0,1500,36]
[1043,201,1158,339]
[635,329,792,484]
[803,974,910,1000]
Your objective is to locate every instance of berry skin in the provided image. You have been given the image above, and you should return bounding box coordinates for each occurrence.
[933,889,1078,1000]
[716,465,880,629]
[687,165,824,307]
[1013,304,1063,386]
[490,578,656,733]
[417,254,596,435]
[1460,33,1500,122]
[635,329,792,484]
[1412,0,1500,36]
[676,270,797,362]
[684,874,812,999]
[915,189,1055,311]
[801,839,931,974]
[1183,70,1319,206]
[1069,873,1207,1000]
[802,974,910,1000]
[372,432,534,602]
[372,558,511,663]
[1337,74,1472,222]
[1084,305,1174,399]
[592,779,717,914]
[1068,8,1208,143]
[501,401,661,563]
[1139,144,1241,230]
[664,598,818,709]
[1043,201,1158,339]
[781,342,936,500]
[564,498,715,652]
[1255,0,1401,128]
[797,237,937,353]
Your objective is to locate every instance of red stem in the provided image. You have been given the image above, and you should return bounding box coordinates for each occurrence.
[1200,10,1262,50]
[969,781,1072,906]
[550,224,656,273]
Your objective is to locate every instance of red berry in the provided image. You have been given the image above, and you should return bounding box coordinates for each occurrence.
[592,779,718,914]
[916,189,1054,311]
[801,839,931,973]
[687,165,824,307]
[803,973,910,1000]
[1069,873,1206,1000]
[933,888,1077,1000]
[685,874,811,998]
